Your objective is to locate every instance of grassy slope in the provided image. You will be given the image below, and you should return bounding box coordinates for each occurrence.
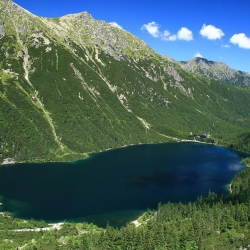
[1,1,250,164]
[1,32,250,163]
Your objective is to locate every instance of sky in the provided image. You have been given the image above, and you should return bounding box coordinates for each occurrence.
[14,0,250,73]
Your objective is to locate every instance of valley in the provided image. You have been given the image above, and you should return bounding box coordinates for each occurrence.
[1,0,250,249]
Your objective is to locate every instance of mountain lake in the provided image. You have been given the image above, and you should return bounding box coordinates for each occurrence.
[0,142,247,227]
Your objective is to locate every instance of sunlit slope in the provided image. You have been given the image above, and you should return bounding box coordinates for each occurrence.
[1,0,250,163]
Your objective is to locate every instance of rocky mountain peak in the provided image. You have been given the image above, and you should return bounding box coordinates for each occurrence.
[0,0,33,15]
[193,57,214,65]
[173,57,250,86]
[61,11,93,21]
[0,1,155,62]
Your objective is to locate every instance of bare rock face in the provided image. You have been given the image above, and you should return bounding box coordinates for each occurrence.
[77,12,93,22]
[169,57,250,86]
[165,65,183,82]
[18,25,26,34]
[0,20,5,38]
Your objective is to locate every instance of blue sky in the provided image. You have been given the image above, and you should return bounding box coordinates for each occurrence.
[15,0,250,73]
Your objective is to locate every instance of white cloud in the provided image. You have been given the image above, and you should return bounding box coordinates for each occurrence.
[109,22,123,30]
[177,27,193,41]
[142,22,193,42]
[161,30,177,41]
[163,30,170,37]
[230,33,250,49]
[200,24,224,40]
[194,52,203,58]
[162,30,170,39]
[141,21,160,38]
[168,35,177,41]
[222,44,230,48]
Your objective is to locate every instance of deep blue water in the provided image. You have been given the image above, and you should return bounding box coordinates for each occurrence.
[0,142,246,227]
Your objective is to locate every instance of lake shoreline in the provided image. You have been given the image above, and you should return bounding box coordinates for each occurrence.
[226,159,250,194]
[0,138,218,166]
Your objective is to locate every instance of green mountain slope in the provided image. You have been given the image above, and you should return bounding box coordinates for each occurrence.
[1,0,250,163]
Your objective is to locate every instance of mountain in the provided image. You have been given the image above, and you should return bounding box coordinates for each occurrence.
[1,0,250,164]
[166,56,250,86]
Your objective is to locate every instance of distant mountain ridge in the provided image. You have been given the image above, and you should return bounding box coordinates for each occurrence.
[1,0,250,164]
[165,56,250,86]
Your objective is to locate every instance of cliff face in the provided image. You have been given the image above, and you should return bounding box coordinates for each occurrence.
[1,0,250,163]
